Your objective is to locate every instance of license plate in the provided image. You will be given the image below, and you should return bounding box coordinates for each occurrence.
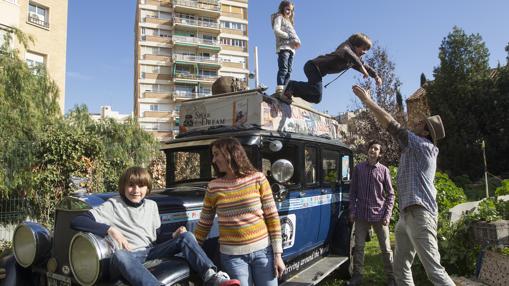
[46,272,71,286]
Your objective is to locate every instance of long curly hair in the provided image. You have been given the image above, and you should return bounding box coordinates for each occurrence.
[211,138,257,178]
[276,0,294,25]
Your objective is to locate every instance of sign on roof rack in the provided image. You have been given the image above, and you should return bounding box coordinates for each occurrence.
[179,90,339,139]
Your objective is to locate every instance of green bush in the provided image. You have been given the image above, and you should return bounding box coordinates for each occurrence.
[495,179,509,196]
[438,198,508,276]
[0,33,161,225]
[435,172,467,212]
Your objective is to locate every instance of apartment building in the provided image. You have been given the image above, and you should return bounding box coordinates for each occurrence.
[134,0,249,141]
[0,0,68,113]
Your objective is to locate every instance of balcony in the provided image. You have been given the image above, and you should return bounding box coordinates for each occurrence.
[220,45,248,53]
[173,17,220,33]
[143,111,172,118]
[28,15,49,29]
[221,61,246,69]
[142,35,172,44]
[174,73,217,82]
[173,90,211,100]
[144,16,172,26]
[221,12,247,20]
[141,72,172,80]
[172,35,220,50]
[144,0,172,8]
[143,54,172,62]
[143,91,172,99]
[173,0,220,17]
[173,54,220,66]
[220,28,248,36]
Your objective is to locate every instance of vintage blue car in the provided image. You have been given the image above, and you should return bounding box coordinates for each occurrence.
[1,90,353,285]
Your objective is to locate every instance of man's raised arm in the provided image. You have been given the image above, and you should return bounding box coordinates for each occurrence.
[352,85,395,129]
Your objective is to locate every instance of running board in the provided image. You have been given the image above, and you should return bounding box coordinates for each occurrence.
[280,256,349,286]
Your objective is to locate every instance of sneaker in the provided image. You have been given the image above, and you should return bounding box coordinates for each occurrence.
[275,85,284,95]
[205,271,240,286]
[274,91,293,104]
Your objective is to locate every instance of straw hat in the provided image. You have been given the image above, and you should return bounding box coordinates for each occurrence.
[425,115,445,145]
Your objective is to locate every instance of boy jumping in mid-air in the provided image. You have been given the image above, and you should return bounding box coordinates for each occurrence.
[275,33,382,104]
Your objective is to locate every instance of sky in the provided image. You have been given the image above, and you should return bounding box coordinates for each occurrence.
[65,0,509,116]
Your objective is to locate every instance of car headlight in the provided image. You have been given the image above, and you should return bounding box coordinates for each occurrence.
[69,232,114,286]
[13,222,51,267]
[271,159,294,183]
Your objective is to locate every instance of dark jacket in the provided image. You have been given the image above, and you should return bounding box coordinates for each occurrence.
[311,41,378,78]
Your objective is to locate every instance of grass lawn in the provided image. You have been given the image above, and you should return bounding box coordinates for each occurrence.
[320,232,433,286]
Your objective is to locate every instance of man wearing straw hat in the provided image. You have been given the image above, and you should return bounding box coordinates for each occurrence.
[351,85,454,286]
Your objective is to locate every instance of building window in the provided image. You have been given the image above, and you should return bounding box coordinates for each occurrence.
[220,21,245,31]
[25,51,45,71]
[28,3,49,28]
[150,104,159,111]
[220,37,246,48]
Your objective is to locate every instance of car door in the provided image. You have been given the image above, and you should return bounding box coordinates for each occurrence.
[262,141,321,259]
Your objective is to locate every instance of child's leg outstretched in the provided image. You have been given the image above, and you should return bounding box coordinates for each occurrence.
[110,249,161,286]
[285,61,323,103]
[148,232,239,286]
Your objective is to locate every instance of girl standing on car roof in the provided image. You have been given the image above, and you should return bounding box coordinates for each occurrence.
[194,138,286,286]
[272,0,301,96]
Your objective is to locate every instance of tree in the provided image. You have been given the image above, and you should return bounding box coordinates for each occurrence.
[0,29,61,198]
[426,26,508,178]
[343,44,403,165]
[420,73,427,87]
[504,41,509,60]
[0,30,162,223]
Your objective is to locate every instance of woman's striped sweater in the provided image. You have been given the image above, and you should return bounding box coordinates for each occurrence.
[194,172,283,255]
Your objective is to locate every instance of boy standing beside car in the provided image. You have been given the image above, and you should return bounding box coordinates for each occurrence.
[348,140,395,286]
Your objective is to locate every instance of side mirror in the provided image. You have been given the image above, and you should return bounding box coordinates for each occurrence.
[271,159,294,183]
[272,183,288,202]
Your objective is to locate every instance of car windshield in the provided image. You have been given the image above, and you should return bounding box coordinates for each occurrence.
[165,143,257,186]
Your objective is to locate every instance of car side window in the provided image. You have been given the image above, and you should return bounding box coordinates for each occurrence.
[322,149,339,185]
[304,146,317,185]
[341,155,351,182]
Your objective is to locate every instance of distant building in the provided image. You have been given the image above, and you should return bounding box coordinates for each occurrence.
[334,109,365,140]
[406,86,430,128]
[90,106,131,123]
[0,0,68,113]
[134,0,250,141]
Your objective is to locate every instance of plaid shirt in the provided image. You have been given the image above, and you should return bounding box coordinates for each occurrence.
[388,121,439,215]
[349,161,394,223]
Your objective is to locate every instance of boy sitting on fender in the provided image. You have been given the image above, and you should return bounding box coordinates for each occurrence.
[276,33,382,104]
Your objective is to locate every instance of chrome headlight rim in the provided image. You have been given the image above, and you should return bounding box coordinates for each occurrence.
[69,232,104,286]
[12,222,51,268]
[271,159,294,183]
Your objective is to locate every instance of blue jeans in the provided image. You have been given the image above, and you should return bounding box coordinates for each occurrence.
[286,60,323,103]
[110,232,216,286]
[277,50,294,86]
[221,246,277,286]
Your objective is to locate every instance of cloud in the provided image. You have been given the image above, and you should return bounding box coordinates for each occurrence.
[67,71,92,80]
